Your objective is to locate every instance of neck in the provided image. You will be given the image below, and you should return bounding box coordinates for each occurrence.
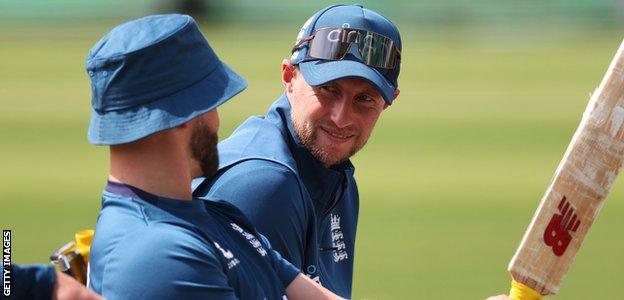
[108,131,195,200]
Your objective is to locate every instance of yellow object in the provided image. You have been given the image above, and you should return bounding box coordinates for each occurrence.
[50,229,94,285]
[509,279,543,300]
[75,229,94,265]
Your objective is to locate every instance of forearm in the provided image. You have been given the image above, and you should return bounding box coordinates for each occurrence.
[285,274,344,300]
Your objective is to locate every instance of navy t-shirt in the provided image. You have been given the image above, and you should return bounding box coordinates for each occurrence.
[88,181,299,299]
[193,94,359,298]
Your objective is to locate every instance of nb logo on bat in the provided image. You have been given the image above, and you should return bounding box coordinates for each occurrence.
[543,196,581,256]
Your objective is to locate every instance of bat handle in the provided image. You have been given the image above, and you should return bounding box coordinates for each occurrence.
[509,279,543,300]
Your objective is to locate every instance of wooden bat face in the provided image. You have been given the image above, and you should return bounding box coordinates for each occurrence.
[508,40,624,296]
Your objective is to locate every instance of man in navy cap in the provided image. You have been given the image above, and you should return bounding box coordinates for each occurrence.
[85,14,342,299]
[193,4,402,298]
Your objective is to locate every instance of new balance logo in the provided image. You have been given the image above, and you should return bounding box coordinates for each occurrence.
[543,196,581,256]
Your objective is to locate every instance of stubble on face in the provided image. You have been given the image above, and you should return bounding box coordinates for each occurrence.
[189,120,219,177]
[285,65,385,168]
[291,108,368,168]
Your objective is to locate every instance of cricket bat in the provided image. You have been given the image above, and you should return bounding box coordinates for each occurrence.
[507,39,624,300]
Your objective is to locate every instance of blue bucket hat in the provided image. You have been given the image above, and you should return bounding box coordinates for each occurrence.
[290,4,402,104]
[86,14,247,145]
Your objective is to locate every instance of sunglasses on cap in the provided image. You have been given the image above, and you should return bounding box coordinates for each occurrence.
[292,27,401,69]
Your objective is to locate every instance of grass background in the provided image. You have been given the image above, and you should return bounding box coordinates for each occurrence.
[1,21,623,299]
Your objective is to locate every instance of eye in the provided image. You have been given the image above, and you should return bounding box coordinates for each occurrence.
[356,93,378,104]
[356,94,373,102]
[319,84,338,94]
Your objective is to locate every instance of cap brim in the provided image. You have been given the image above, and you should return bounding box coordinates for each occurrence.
[88,61,247,145]
[298,59,395,104]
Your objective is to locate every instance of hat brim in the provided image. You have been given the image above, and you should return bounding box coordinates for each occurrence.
[88,61,247,145]
[298,59,395,104]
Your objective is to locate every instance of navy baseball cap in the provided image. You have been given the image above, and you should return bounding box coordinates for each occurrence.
[290,4,402,104]
[86,14,247,145]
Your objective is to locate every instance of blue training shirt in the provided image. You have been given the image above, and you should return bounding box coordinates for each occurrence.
[88,181,299,299]
[193,94,359,298]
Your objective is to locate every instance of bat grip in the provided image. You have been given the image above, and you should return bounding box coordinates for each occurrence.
[509,279,543,300]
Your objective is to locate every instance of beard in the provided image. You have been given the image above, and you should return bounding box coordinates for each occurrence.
[292,116,367,168]
[189,121,219,178]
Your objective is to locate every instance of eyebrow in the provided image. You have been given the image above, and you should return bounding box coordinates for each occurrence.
[335,80,381,97]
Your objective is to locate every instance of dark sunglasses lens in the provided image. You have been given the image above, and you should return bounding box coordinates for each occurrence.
[308,28,350,60]
[308,28,398,69]
[357,32,397,68]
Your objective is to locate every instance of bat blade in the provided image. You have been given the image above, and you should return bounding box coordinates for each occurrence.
[508,39,624,296]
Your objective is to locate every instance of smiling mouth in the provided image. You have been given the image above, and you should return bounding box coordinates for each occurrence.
[319,126,355,142]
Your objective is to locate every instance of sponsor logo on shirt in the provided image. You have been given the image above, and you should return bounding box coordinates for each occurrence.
[305,265,321,285]
[330,214,348,262]
[230,223,267,257]
[213,241,240,269]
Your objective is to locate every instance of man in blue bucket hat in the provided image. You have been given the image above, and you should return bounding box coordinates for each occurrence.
[193,4,402,297]
[86,14,342,299]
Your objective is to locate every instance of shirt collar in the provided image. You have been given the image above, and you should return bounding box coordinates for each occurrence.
[105,180,207,212]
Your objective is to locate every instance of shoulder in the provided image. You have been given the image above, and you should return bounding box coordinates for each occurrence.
[102,225,219,279]
[202,159,313,236]
[221,159,295,179]
[207,159,305,205]
[110,224,215,261]
[100,225,231,298]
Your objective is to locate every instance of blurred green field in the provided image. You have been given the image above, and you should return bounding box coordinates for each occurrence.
[1,23,624,299]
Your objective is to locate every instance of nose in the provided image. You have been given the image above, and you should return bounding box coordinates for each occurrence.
[329,97,354,128]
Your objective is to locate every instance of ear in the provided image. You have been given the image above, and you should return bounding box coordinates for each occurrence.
[281,59,296,93]
[383,88,400,110]
[393,88,400,100]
